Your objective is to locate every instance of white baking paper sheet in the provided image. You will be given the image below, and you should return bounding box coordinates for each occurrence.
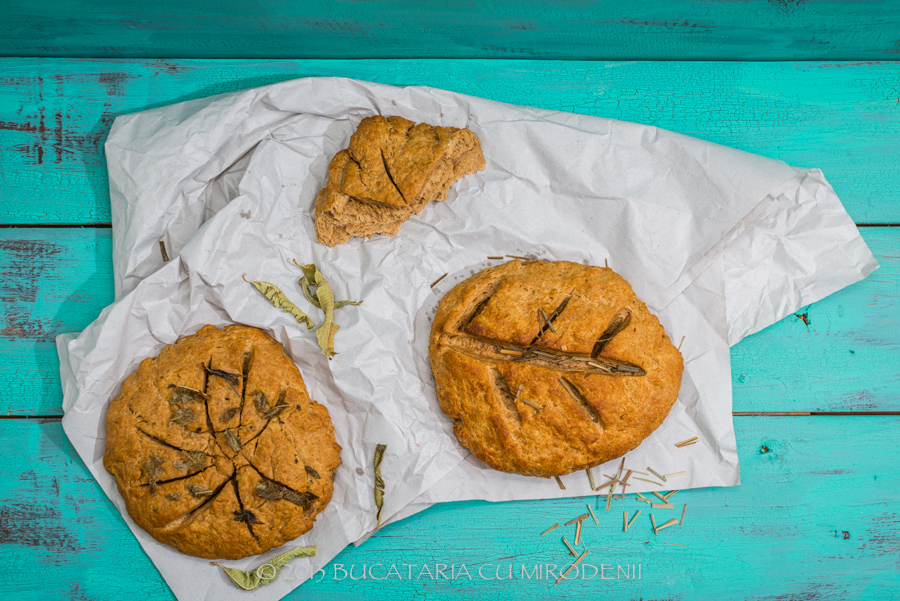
[57,77,877,600]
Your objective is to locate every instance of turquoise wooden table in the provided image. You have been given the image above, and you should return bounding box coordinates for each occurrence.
[2,2,900,599]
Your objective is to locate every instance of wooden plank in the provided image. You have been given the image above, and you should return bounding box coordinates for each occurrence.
[1,227,897,415]
[0,416,896,599]
[0,228,113,415]
[2,1,900,61]
[2,58,899,224]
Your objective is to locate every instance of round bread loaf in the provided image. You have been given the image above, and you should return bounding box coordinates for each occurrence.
[428,260,683,477]
[103,324,341,559]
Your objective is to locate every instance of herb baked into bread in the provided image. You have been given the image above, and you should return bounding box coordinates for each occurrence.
[103,324,341,559]
[428,260,683,477]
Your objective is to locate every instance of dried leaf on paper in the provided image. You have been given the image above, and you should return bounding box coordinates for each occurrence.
[212,546,317,590]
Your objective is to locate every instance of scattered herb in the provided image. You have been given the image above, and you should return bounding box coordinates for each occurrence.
[243,274,315,329]
[305,465,321,479]
[145,456,164,495]
[554,550,589,586]
[173,451,206,472]
[521,398,543,411]
[650,513,658,534]
[591,308,632,358]
[538,308,557,334]
[555,476,566,490]
[430,273,448,288]
[664,489,681,500]
[586,504,599,525]
[633,476,666,486]
[680,504,687,525]
[651,491,668,503]
[605,477,616,512]
[188,484,213,498]
[487,255,504,260]
[169,405,195,427]
[498,348,524,357]
[159,240,170,263]
[623,511,629,532]
[626,510,641,531]
[531,296,570,344]
[165,492,180,501]
[168,385,209,405]
[675,437,698,447]
[647,467,667,482]
[506,254,530,260]
[565,514,589,526]
[373,443,387,531]
[224,430,242,452]
[562,537,577,556]
[656,518,679,532]
[586,467,597,491]
[541,524,559,536]
[256,479,316,509]
[213,546,317,591]
[574,520,583,545]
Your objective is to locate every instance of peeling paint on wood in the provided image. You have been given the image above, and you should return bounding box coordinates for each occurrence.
[1,59,900,224]
[0,417,897,599]
[1,1,899,60]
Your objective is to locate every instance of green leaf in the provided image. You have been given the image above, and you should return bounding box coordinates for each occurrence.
[212,546,317,591]
[243,274,315,330]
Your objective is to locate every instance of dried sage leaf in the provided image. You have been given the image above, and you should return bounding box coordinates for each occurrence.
[219,407,239,423]
[173,451,206,472]
[187,484,213,498]
[374,443,387,532]
[168,385,209,405]
[254,390,289,420]
[165,492,180,502]
[293,260,362,311]
[224,430,242,452]
[233,509,261,525]
[305,465,320,479]
[243,274,315,329]
[212,546,317,591]
[145,456,164,495]
[169,405,195,427]
[256,479,316,510]
[293,261,361,357]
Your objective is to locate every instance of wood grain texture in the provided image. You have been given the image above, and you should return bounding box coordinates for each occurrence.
[0,228,113,415]
[0,227,896,415]
[1,416,897,599]
[1,59,899,224]
[3,0,900,60]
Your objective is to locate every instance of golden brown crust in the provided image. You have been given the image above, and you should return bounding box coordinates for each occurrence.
[428,261,683,477]
[314,115,485,246]
[103,325,341,559]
